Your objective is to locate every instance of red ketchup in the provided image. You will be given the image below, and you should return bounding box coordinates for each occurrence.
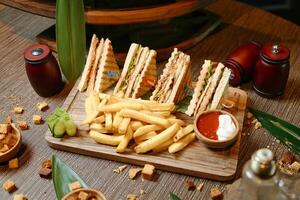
[196,111,221,140]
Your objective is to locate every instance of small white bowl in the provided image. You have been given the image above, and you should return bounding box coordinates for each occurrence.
[194,110,239,149]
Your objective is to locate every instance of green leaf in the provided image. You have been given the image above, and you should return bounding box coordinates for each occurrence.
[56,0,86,83]
[249,108,300,155]
[176,96,192,113]
[52,155,88,200]
[168,192,182,200]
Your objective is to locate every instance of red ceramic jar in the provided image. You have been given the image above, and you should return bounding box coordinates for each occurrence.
[253,44,290,98]
[24,44,64,97]
[224,41,262,86]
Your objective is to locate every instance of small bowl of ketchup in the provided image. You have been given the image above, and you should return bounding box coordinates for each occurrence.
[194,110,239,149]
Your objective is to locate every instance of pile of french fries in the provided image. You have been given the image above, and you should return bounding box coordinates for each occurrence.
[82,92,195,154]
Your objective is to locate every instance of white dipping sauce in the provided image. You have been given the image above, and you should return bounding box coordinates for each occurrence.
[216,114,236,141]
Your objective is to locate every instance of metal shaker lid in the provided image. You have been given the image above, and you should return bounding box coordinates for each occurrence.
[24,44,51,63]
[261,43,290,62]
[250,148,277,178]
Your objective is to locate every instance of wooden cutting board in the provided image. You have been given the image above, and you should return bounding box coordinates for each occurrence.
[45,85,247,181]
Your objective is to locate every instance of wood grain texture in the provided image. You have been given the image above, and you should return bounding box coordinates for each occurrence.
[0,0,212,25]
[45,86,247,182]
[0,0,300,199]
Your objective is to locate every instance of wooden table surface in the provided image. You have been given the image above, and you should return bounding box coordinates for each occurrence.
[0,0,300,199]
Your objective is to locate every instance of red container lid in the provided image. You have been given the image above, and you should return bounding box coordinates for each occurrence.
[24,44,51,63]
[261,43,290,62]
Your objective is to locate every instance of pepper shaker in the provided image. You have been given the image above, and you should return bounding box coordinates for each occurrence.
[253,43,290,98]
[24,44,64,97]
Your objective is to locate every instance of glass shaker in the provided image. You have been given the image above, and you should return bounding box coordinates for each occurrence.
[226,148,280,200]
[24,44,64,97]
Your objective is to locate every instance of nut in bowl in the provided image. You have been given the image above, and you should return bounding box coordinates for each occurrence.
[0,123,22,163]
[194,110,239,149]
[62,188,106,200]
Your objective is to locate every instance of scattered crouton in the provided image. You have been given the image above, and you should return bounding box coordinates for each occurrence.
[290,161,300,173]
[39,167,52,179]
[9,158,19,169]
[251,119,258,124]
[113,165,127,174]
[3,179,17,193]
[13,194,27,200]
[185,180,196,191]
[18,121,28,130]
[127,194,139,200]
[281,151,295,165]
[5,116,12,124]
[254,122,262,129]
[197,183,204,191]
[128,168,142,179]
[33,115,42,124]
[42,159,52,169]
[210,187,223,200]
[68,181,81,191]
[14,106,24,114]
[78,191,89,200]
[246,112,253,119]
[140,189,145,195]
[0,123,12,134]
[142,164,155,180]
[37,102,49,111]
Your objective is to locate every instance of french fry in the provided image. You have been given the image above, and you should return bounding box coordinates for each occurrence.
[152,139,174,153]
[98,92,110,99]
[133,125,162,138]
[97,102,146,113]
[168,118,185,126]
[93,115,105,124]
[109,96,175,111]
[173,124,194,142]
[130,121,144,131]
[118,117,131,134]
[105,113,113,131]
[119,109,170,128]
[134,123,180,153]
[116,127,133,153]
[81,98,108,125]
[90,123,110,133]
[135,131,157,144]
[168,133,195,153]
[90,130,124,146]
[112,112,123,132]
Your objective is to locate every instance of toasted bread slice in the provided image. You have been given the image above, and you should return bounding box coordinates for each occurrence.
[94,39,120,92]
[210,67,231,110]
[195,63,225,114]
[150,48,191,104]
[132,50,157,98]
[86,38,105,95]
[113,43,141,96]
[185,60,211,116]
[77,34,99,92]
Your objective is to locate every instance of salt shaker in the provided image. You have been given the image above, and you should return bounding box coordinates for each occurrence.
[253,43,290,98]
[224,41,262,86]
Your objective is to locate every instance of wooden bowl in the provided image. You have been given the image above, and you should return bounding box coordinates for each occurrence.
[194,110,239,149]
[0,124,22,163]
[62,188,107,200]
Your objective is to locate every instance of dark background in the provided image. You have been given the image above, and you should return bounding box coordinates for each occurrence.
[239,0,300,25]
